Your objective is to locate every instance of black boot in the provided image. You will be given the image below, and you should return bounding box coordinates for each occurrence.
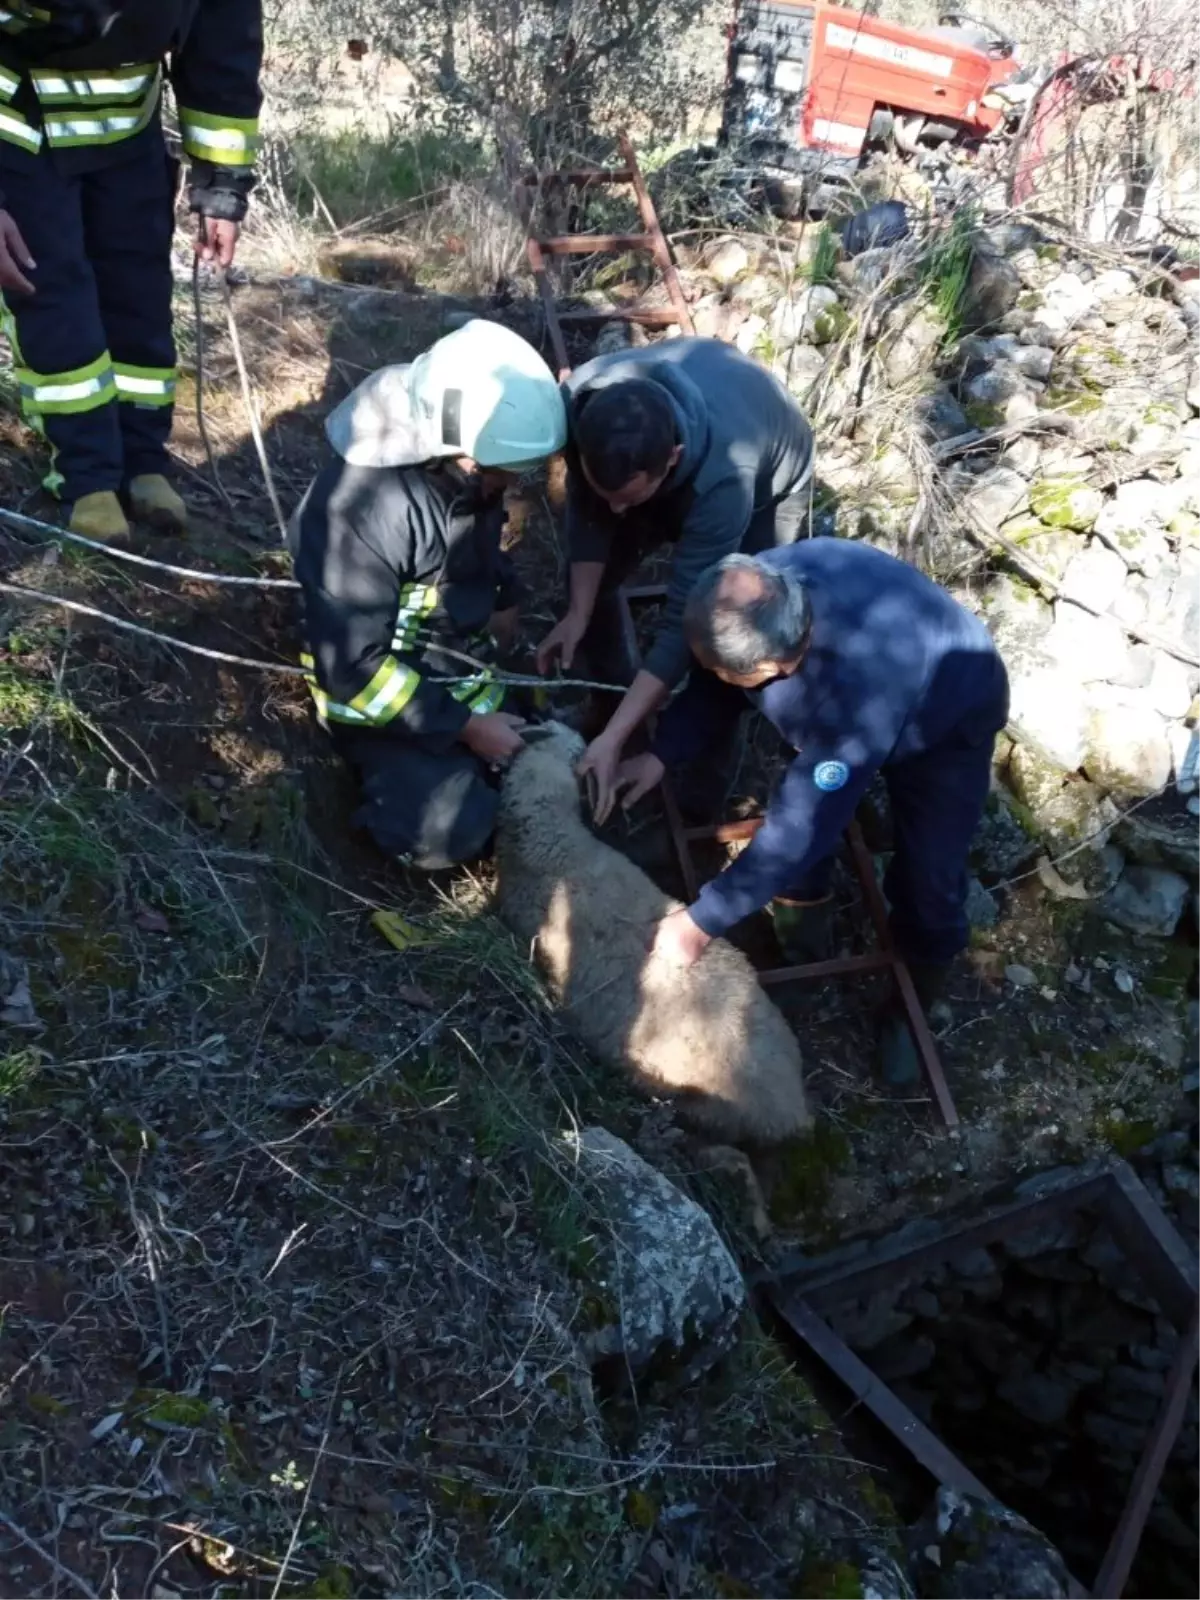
[876,960,951,1088]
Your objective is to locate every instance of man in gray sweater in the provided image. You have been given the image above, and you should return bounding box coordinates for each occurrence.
[535,338,815,816]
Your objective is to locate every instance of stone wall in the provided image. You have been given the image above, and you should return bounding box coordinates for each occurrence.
[812,1127,1198,1596]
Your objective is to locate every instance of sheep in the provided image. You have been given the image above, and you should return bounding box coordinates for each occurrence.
[494,722,810,1147]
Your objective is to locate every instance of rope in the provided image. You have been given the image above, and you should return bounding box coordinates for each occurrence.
[0,505,299,589]
[221,276,289,544]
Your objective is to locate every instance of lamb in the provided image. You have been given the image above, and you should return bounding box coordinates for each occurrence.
[494,723,810,1146]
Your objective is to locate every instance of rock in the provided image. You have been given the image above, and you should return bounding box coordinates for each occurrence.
[703,238,750,286]
[1082,1412,1148,1454]
[883,305,945,387]
[1005,390,1040,425]
[999,515,1074,581]
[1116,805,1199,880]
[1043,601,1130,684]
[970,792,1041,880]
[1148,655,1194,721]
[1008,668,1089,771]
[963,466,1029,527]
[1008,745,1119,885]
[965,363,1030,407]
[690,293,740,342]
[567,1127,745,1381]
[1009,345,1054,381]
[1059,543,1127,610]
[1099,865,1190,937]
[1000,436,1041,477]
[829,1293,914,1351]
[842,199,910,256]
[1029,477,1103,532]
[1,950,38,1028]
[769,284,842,350]
[1042,270,1096,322]
[1084,689,1173,795]
[907,1488,1071,1600]
[781,344,827,396]
[1092,268,1137,300]
[915,384,970,442]
[733,313,767,355]
[998,1372,1074,1425]
[871,1333,936,1383]
[1026,305,1071,347]
[982,571,1054,660]
[1005,964,1037,988]
[961,248,1022,332]
[1003,1213,1084,1258]
[966,877,999,928]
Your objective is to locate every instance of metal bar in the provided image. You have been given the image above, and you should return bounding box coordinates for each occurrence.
[775,1295,993,1500]
[536,232,654,254]
[618,131,696,336]
[661,778,700,901]
[525,235,570,377]
[760,950,895,985]
[521,168,636,187]
[1101,1160,1200,1329]
[556,307,683,326]
[621,583,670,602]
[1093,1295,1200,1599]
[846,821,960,1129]
[781,1172,1114,1309]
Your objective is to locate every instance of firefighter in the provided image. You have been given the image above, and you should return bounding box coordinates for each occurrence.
[0,2,262,542]
[535,336,815,797]
[288,320,568,871]
[610,539,1010,1087]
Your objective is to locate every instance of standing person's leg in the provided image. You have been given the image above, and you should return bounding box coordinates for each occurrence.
[877,720,1001,1084]
[0,154,126,534]
[741,479,813,556]
[81,138,184,530]
[332,730,499,869]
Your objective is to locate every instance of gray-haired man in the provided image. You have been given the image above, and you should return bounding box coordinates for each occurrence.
[614,539,1009,1086]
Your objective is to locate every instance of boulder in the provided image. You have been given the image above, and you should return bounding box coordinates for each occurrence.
[1043,601,1130,684]
[983,573,1054,660]
[1092,477,1173,551]
[1008,666,1090,771]
[966,876,1000,927]
[970,792,1041,881]
[965,363,1031,407]
[1008,744,1119,887]
[1084,688,1173,796]
[770,284,843,350]
[703,237,750,286]
[1042,271,1096,322]
[1117,805,1199,880]
[1009,345,1054,382]
[1000,436,1041,477]
[1029,477,1103,532]
[842,199,910,256]
[998,1371,1074,1425]
[961,248,1022,331]
[999,516,1075,582]
[733,312,767,355]
[963,466,1029,528]
[1059,542,1127,610]
[915,383,971,442]
[730,273,776,310]
[1148,654,1194,721]
[1092,268,1137,300]
[566,1127,745,1382]
[907,1488,1071,1600]
[883,304,945,387]
[1099,865,1190,937]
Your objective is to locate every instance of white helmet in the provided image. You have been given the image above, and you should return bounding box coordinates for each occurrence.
[325,319,566,470]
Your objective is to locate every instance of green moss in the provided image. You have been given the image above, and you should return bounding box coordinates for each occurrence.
[311,1566,355,1599]
[1101,346,1126,366]
[184,787,223,829]
[856,1473,900,1526]
[810,304,851,345]
[0,665,79,735]
[769,1123,853,1227]
[795,1558,865,1598]
[1144,402,1178,426]
[138,1391,216,1427]
[624,1488,658,1530]
[1035,243,1061,261]
[26,1393,71,1416]
[1094,1112,1158,1156]
[1,1048,39,1101]
[1044,386,1104,416]
[1028,476,1099,531]
[964,400,1005,430]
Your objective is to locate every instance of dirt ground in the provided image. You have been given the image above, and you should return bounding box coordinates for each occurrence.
[2,256,1194,1598]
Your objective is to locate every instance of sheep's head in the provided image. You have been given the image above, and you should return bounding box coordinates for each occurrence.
[501,721,587,817]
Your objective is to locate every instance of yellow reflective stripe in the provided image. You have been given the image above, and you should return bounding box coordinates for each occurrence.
[450,673,505,713]
[346,655,421,721]
[31,64,156,103]
[0,105,41,150]
[178,106,259,167]
[42,71,159,148]
[113,364,176,406]
[17,352,116,415]
[0,63,19,99]
[391,583,440,650]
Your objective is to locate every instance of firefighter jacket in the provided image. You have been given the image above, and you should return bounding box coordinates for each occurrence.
[288,457,517,752]
[0,1,261,208]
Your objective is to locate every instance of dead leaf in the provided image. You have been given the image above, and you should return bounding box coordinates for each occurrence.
[397,983,436,1010]
[90,1410,124,1442]
[135,905,171,934]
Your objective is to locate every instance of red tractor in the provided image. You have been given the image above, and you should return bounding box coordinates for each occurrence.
[720,2,1189,227]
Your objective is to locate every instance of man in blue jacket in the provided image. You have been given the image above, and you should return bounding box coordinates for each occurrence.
[612,539,1009,1087]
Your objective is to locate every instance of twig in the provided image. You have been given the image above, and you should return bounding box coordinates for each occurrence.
[0,504,299,588]
[962,514,1199,668]
[271,1369,340,1600]
[191,253,234,515]
[932,412,1077,461]
[222,278,288,544]
[0,1509,99,1600]
[0,579,308,675]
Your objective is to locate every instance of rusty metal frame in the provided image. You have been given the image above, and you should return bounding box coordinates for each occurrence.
[767,1157,1200,1599]
[520,132,695,375]
[618,587,961,1129]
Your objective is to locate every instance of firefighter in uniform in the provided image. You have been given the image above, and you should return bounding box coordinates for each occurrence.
[288,320,568,870]
[0,2,262,542]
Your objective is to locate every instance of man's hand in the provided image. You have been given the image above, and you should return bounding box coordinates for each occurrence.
[648,907,712,969]
[536,611,587,676]
[577,730,625,825]
[488,605,519,653]
[0,210,36,294]
[195,216,241,269]
[613,752,664,811]
[461,710,528,766]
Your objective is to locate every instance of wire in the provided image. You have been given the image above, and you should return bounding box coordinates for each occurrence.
[222,275,289,544]
[0,505,300,589]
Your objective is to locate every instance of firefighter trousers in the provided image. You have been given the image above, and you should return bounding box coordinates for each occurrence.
[0,135,177,503]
